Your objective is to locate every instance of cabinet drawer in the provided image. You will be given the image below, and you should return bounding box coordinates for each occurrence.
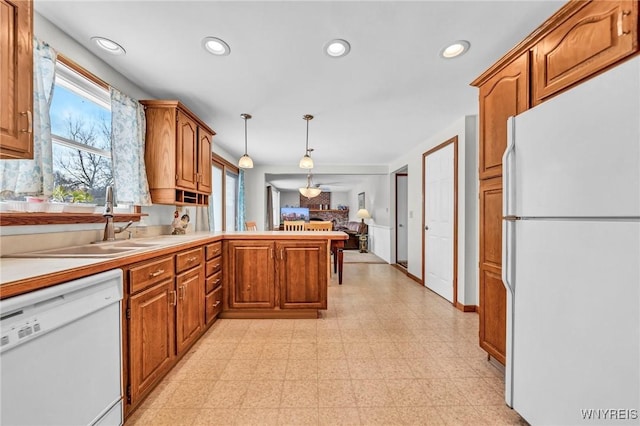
[205,286,223,324]
[129,256,174,294]
[206,270,222,294]
[205,241,222,260]
[206,257,222,276]
[176,247,203,274]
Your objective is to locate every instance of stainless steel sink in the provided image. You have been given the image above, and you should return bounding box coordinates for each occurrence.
[4,238,169,258]
[5,244,140,258]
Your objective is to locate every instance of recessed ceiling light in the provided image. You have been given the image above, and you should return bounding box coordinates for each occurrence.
[324,39,350,58]
[440,40,470,59]
[202,37,231,56]
[91,37,126,55]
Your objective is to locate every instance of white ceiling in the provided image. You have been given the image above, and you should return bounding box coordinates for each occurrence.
[35,0,563,190]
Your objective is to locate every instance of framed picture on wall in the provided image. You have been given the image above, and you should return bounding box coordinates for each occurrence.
[358,192,365,210]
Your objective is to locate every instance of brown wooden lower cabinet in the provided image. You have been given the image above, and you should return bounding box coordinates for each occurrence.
[176,266,204,355]
[223,239,328,317]
[128,277,175,406]
[479,177,506,364]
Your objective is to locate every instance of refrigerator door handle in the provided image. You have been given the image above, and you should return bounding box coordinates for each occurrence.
[502,216,516,408]
[503,117,516,216]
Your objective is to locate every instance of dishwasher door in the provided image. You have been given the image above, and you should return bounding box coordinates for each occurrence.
[1,269,123,426]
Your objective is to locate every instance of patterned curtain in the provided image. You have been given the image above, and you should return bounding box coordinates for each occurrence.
[0,38,56,197]
[109,87,152,205]
[236,169,246,231]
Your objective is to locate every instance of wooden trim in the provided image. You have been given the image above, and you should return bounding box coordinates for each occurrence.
[57,54,109,90]
[394,172,407,267]
[0,213,147,226]
[470,0,589,87]
[140,100,215,135]
[455,303,478,313]
[422,136,458,306]
[406,271,422,285]
[212,153,238,173]
[219,309,319,319]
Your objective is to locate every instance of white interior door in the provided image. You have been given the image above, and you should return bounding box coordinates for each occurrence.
[396,174,408,264]
[424,142,455,302]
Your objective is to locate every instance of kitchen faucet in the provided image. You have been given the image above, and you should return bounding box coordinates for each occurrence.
[103,186,133,241]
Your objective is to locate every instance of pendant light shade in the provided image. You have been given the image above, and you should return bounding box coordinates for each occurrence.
[299,172,322,199]
[238,113,254,169]
[299,114,314,169]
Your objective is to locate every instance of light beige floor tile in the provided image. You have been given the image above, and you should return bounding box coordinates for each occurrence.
[436,405,490,426]
[475,405,528,425]
[200,341,239,359]
[261,343,292,359]
[343,342,375,359]
[397,406,446,425]
[192,408,237,425]
[351,379,395,407]
[280,380,319,408]
[203,380,250,408]
[418,378,470,406]
[163,380,212,409]
[317,380,357,407]
[133,408,198,425]
[318,407,360,425]
[451,377,505,406]
[285,358,318,380]
[408,357,448,379]
[393,341,429,358]
[234,408,279,425]
[253,358,289,380]
[219,359,259,381]
[437,356,482,378]
[289,342,318,359]
[316,329,343,342]
[369,341,403,359]
[347,358,384,380]
[241,380,284,408]
[317,358,350,380]
[357,407,403,425]
[277,408,319,425]
[377,357,415,379]
[317,341,346,359]
[139,380,181,409]
[232,342,265,359]
[385,379,427,407]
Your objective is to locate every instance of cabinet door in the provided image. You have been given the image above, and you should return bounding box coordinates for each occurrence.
[0,0,33,159]
[175,111,198,191]
[277,241,327,309]
[227,241,275,309]
[198,128,212,193]
[478,52,529,180]
[176,267,204,354]
[478,177,506,365]
[532,0,638,105]
[129,279,175,405]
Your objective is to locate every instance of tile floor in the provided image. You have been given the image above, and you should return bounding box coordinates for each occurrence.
[126,262,526,425]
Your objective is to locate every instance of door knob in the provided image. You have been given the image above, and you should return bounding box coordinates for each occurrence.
[425,226,429,230]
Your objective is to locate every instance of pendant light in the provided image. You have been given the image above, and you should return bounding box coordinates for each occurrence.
[238,113,254,169]
[299,114,314,169]
[299,172,322,199]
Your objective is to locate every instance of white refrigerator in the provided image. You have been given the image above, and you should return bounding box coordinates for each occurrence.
[502,56,640,425]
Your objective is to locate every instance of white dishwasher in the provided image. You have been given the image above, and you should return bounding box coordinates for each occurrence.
[1,269,123,426]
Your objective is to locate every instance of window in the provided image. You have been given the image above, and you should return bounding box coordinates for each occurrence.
[50,60,113,205]
[211,154,239,231]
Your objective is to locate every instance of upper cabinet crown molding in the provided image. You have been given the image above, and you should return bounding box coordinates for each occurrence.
[0,0,33,159]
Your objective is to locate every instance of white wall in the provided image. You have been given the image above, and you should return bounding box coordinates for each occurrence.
[388,115,478,307]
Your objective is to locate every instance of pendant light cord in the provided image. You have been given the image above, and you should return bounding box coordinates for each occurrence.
[244,117,248,155]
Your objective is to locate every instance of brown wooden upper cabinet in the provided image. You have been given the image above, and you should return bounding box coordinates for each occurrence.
[532,0,639,105]
[140,100,215,206]
[477,53,529,180]
[0,0,33,159]
[471,0,639,365]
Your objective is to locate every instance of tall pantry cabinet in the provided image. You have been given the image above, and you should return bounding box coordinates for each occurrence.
[472,0,638,365]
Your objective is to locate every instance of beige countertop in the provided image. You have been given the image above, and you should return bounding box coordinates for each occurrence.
[0,231,347,299]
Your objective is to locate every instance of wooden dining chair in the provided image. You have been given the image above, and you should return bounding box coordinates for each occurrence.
[245,221,257,231]
[304,221,333,231]
[283,220,305,231]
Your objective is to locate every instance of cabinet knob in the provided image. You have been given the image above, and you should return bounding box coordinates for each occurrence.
[149,269,165,277]
[213,301,221,307]
[20,111,32,133]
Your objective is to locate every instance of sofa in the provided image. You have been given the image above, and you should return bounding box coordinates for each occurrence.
[336,221,367,250]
